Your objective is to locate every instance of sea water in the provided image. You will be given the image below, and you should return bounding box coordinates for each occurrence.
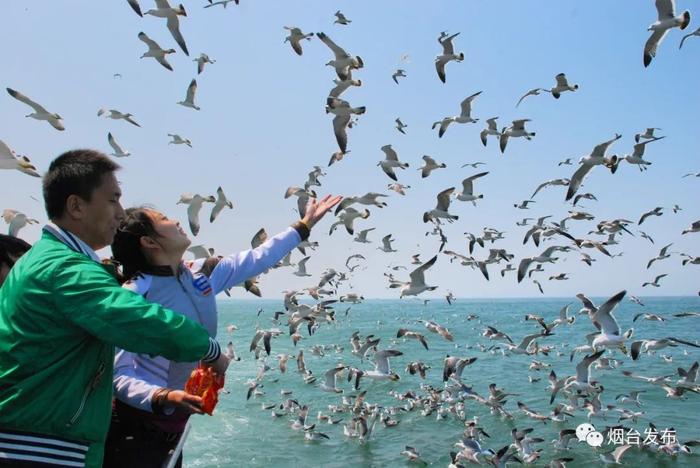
[184,297,700,467]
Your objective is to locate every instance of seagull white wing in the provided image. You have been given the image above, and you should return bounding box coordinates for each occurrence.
[565,163,593,201]
[644,29,668,66]
[374,350,402,374]
[440,33,459,55]
[332,115,350,153]
[512,119,530,131]
[435,187,454,211]
[461,172,488,195]
[210,187,230,223]
[554,73,569,88]
[380,145,399,162]
[323,367,342,387]
[459,91,481,118]
[6,88,49,114]
[0,140,17,161]
[656,0,676,20]
[297,256,310,274]
[408,255,437,287]
[316,32,349,59]
[592,290,626,335]
[187,200,203,235]
[137,31,161,51]
[107,133,127,155]
[575,350,604,382]
[166,13,189,56]
[185,79,198,104]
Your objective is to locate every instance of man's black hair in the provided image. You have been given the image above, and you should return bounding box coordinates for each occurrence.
[42,149,120,219]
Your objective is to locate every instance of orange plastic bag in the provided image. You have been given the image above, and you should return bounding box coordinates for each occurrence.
[185,365,225,415]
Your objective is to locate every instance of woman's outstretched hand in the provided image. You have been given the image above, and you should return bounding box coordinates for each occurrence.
[302,194,343,229]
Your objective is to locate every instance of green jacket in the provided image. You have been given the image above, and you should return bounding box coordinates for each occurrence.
[0,230,219,467]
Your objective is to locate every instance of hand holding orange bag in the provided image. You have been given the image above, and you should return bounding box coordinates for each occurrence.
[184,365,225,415]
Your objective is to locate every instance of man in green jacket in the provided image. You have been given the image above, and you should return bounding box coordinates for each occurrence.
[0,149,229,467]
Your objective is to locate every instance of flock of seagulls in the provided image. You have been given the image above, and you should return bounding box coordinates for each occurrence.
[2,1,699,466]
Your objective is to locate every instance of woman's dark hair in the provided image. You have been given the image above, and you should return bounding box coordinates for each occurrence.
[43,149,120,219]
[111,207,161,282]
[0,234,32,268]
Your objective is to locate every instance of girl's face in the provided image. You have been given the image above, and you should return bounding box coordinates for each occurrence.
[143,209,191,254]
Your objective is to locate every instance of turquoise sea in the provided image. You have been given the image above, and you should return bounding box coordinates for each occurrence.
[184,297,700,467]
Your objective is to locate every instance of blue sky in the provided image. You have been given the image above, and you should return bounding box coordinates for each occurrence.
[2,0,698,298]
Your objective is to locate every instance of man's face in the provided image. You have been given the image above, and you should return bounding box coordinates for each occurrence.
[80,173,125,250]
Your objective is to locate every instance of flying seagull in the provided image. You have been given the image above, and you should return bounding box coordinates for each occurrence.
[144,0,190,56]
[6,88,64,131]
[138,31,175,71]
[643,0,691,67]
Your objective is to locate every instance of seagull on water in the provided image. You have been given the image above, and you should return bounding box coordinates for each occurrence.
[137,32,175,71]
[6,88,64,131]
[643,0,691,67]
[144,0,189,56]
[0,140,39,177]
